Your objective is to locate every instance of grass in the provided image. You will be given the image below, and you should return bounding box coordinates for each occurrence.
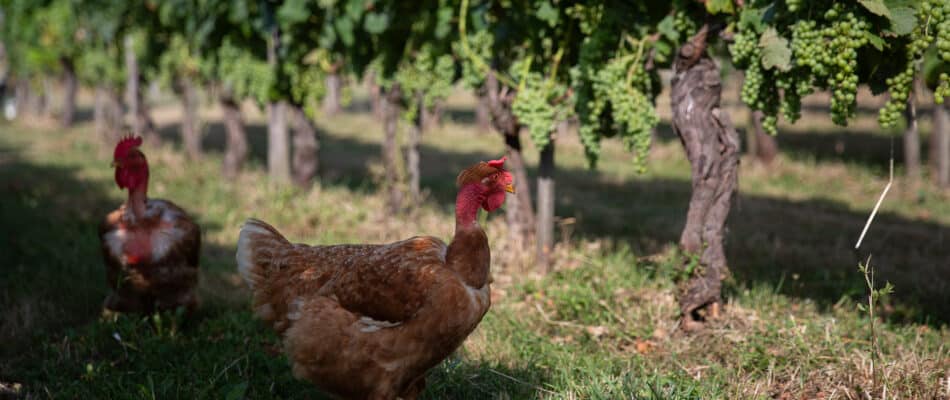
[1,86,949,399]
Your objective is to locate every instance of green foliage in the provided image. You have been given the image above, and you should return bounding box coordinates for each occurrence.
[394,45,456,122]
[217,40,273,105]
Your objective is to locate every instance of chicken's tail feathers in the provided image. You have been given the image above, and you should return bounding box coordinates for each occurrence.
[236,218,291,290]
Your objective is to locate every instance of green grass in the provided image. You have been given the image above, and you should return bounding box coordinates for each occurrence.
[1,89,949,399]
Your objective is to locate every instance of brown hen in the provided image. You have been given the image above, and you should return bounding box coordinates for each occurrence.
[236,157,513,400]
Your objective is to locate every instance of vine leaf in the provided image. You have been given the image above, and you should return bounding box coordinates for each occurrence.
[857,0,891,17]
[363,12,389,34]
[657,15,678,41]
[887,6,916,36]
[738,7,765,33]
[705,0,735,15]
[535,1,558,27]
[759,28,791,72]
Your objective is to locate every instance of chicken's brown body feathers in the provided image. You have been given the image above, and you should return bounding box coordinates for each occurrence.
[237,219,491,400]
[99,199,201,313]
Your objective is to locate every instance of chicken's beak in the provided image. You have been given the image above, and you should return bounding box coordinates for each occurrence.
[110,160,118,168]
[505,183,515,194]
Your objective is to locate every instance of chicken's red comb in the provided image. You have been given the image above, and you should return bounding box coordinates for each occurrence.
[457,156,508,187]
[486,156,507,170]
[113,135,143,160]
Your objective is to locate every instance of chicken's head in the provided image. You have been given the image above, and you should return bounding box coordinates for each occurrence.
[112,135,149,190]
[456,156,515,212]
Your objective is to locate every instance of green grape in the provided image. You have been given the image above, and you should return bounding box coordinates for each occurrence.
[786,0,803,13]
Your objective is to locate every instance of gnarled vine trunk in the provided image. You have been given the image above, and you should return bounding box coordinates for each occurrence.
[61,57,77,127]
[670,28,740,330]
[486,72,535,253]
[221,90,248,179]
[382,85,404,213]
[289,104,319,188]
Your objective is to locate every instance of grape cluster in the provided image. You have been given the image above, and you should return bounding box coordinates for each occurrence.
[879,0,945,126]
[731,30,781,134]
[931,0,950,104]
[734,3,874,133]
[511,69,568,149]
[729,31,758,69]
[574,21,659,170]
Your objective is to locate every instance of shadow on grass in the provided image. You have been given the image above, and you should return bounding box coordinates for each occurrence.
[158,116,950,326]
[654,120,930,171]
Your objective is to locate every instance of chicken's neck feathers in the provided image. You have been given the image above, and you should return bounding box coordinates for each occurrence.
[126,182,148,221]
[455,183,485,230]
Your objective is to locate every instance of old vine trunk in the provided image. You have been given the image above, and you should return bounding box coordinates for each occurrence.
[221,90,248,179]
[289,104,319,188]
[670,28,740,330]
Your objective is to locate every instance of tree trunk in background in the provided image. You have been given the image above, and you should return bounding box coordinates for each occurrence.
[934,102,950,188]
[670,27,740,330]
[124,36,158,145]
[94,86,123,150]
[221,90,248,179]
[382,85,403,213]
[178,76,201,160]
[407,95,423,204]
[38,77,51,118]
[476,88,491,134]
[504,133,535,252]
[266,23,291,183]
[13,80,27,118]
[486,72,535,253]
[422,100,442,132]
[903,81,920,185]
[267,101,291,183]
[289,104,319,188]
[61,57,77,127]
[747,110,777,164]
[368,72,383,121]
[323,72,342,116]
[536,139,556,271]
